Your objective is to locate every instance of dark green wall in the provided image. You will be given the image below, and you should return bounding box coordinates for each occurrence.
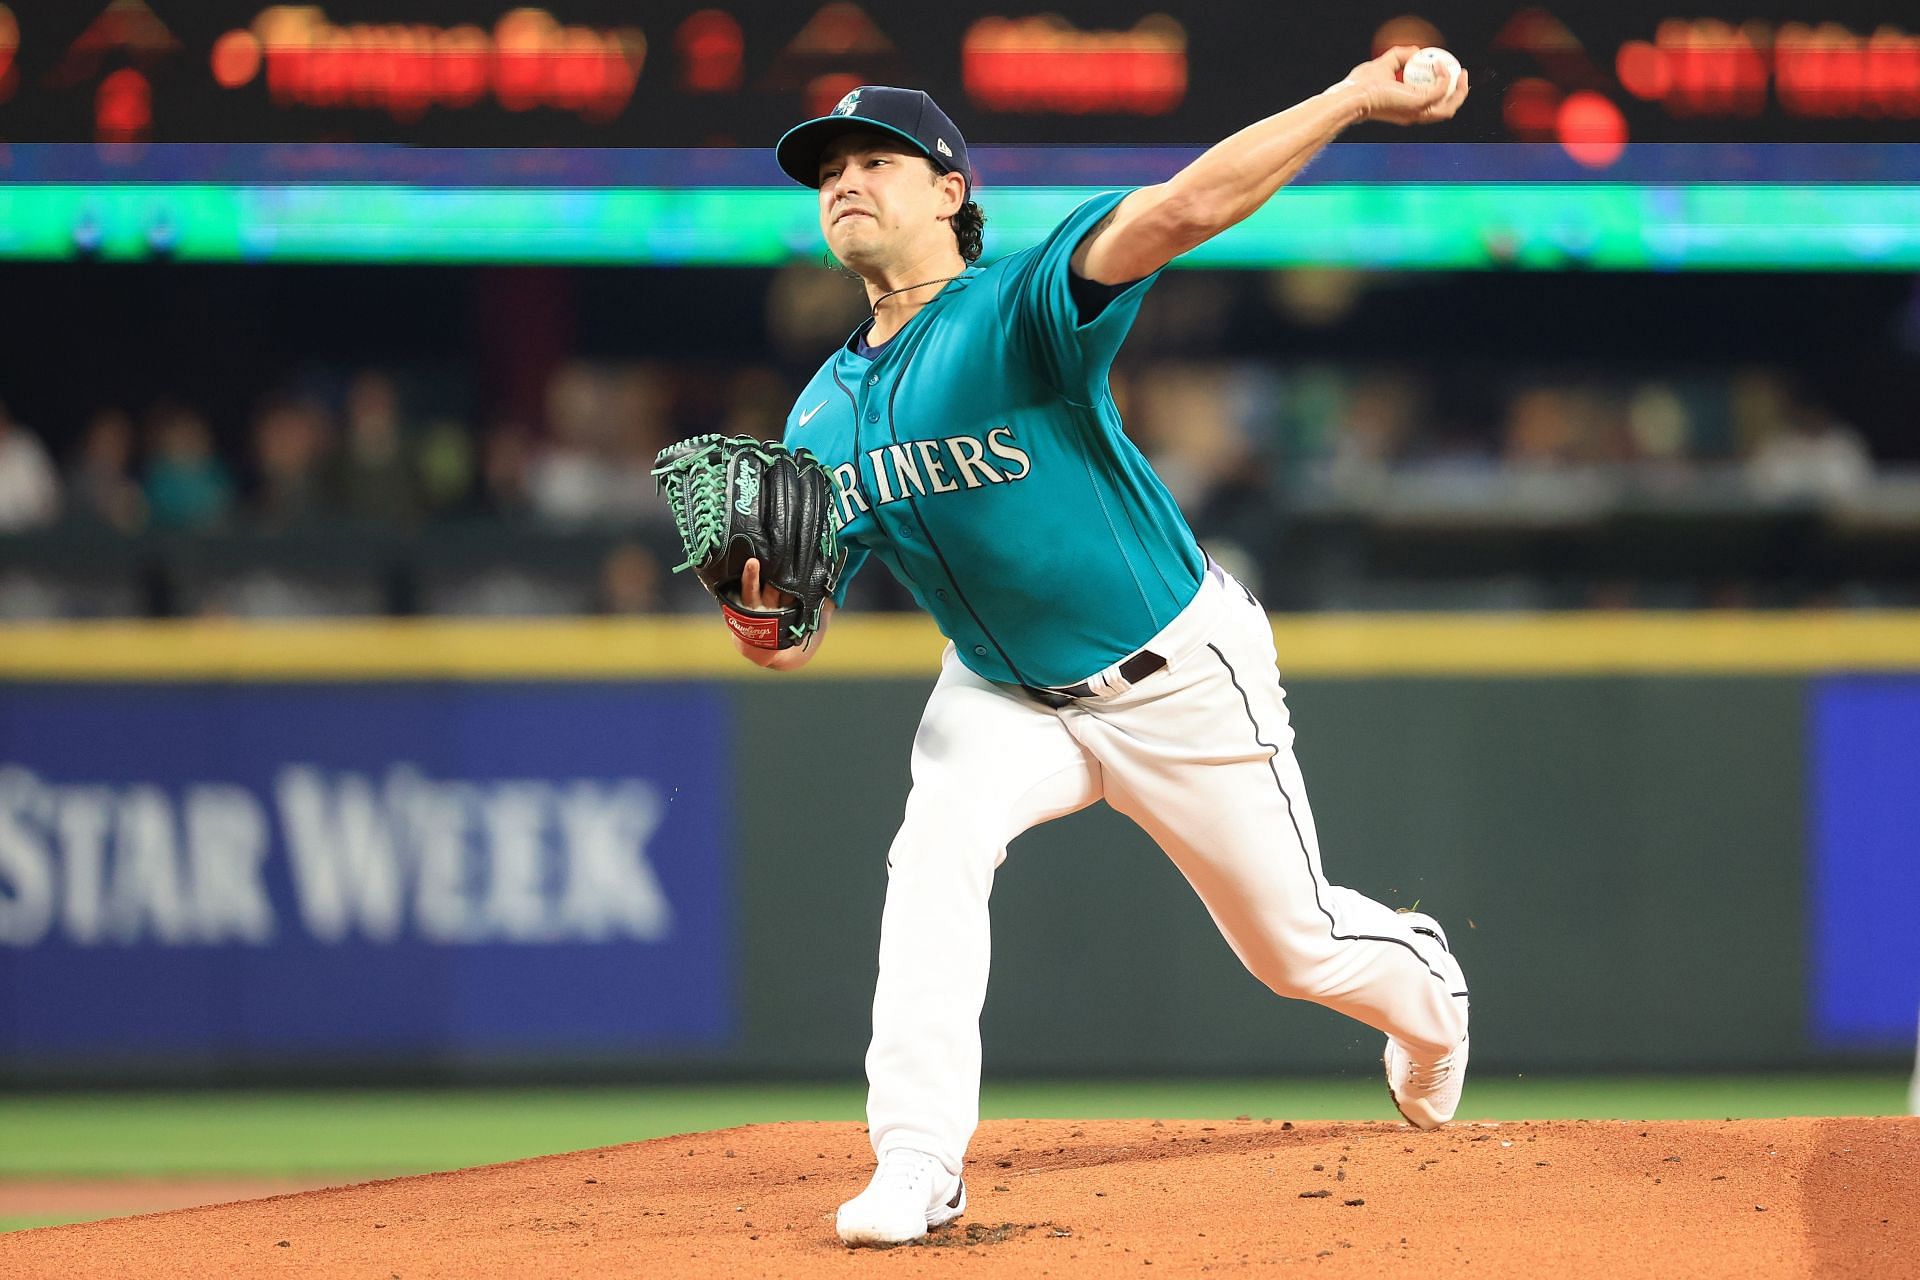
[733,675,1818,1076]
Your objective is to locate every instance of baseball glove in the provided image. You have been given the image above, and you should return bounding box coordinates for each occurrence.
[652,434,846,650]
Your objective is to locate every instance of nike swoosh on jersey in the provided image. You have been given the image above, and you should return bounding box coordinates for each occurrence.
[797,400,829,426]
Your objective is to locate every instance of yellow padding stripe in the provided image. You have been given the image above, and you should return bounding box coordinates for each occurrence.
[0,613,1916,681]
[0,616,934,681]
[1263,613,1920,675]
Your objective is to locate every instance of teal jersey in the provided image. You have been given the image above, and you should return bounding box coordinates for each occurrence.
[783,190,1204,688]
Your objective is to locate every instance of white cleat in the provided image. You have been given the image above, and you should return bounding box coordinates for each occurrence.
[1385,912,1470,1130]
[835,1148,966,1248]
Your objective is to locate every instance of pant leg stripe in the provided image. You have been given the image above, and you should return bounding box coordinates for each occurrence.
[1205,643,1458,992]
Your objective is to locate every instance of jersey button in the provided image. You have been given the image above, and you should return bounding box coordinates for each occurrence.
[866,374,880,386]
[935,589,949,602]
[972,645,988,657]
[865,410,879,423]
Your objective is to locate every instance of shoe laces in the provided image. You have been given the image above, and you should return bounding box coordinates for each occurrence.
[1404,1049,1454,1093]
[873,1150,941,1196]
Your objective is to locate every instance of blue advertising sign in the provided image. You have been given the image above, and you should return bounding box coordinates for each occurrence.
[1809,676,1920,1049]
[0,683,732,1063]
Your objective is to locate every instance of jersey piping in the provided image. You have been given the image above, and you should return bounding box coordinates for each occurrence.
[879,313,1036,687]
[1209,641,1468,997]
[833,360,924,601]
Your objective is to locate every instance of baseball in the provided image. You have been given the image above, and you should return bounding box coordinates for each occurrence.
[1401,46,1462,98]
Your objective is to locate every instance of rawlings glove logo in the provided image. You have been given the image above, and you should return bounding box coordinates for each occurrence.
[734,457,761,514]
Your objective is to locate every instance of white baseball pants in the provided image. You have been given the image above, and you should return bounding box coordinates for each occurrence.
[864,563,1471,1176]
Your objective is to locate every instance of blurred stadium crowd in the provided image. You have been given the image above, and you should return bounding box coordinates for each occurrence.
[0,357,1883,536]
[1,265,1915,618]
[0,356,1905,619]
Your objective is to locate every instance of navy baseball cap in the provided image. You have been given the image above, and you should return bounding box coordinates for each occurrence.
[776,86,972,192]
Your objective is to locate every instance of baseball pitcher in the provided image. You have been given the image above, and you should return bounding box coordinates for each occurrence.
[696,47,1471,1247]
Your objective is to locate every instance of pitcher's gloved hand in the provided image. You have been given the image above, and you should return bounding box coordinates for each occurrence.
[653,435,847,649]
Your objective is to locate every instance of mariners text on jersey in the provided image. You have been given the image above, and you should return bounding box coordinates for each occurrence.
[783,191,1205,690]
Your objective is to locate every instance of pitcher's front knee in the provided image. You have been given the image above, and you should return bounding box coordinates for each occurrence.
[886,790,1008,878]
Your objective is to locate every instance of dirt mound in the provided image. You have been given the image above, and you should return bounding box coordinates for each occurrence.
[2,1116,1914,1278]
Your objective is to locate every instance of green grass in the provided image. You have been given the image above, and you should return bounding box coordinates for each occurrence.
[0,1215,91,1233]
[0,1073,1906,1184]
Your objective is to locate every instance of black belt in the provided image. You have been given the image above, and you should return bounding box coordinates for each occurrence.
[1022,649,1167,708]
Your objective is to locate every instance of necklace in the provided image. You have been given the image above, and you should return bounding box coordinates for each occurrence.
[870,275,962,314]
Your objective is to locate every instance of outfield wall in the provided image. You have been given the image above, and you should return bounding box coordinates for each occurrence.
[0,615,1915,1083]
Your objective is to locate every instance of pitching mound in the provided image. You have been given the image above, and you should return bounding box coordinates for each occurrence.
[3,1116,1915,1278]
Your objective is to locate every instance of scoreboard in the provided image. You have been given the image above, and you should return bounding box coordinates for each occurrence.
[1,3,1914,268]
[0,1,1916,150]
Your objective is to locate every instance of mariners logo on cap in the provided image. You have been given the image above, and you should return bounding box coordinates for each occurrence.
[832,89,862,116]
